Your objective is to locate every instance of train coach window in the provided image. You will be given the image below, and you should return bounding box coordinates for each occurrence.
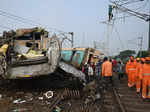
[76,53,80,61]
[26,42,39,48]
[35,43,39,48]
[26,42,33,47]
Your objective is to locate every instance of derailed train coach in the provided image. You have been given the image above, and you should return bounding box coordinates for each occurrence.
[60,47,103,70]
[0,27,102,83]
[0,27,61,79]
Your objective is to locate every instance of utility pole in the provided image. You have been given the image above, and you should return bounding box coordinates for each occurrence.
[148,3,150,54]
[100,21,113,56]
[138,37,143,57]
[68,32,74,48]
[109,0,150,53]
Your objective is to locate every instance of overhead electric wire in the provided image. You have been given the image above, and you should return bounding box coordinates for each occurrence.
[0,24,12,30]
[114,25,125,49]
[112,1,150,21]
[0,9,40,26]
[132,0,149,12]
[0,9,68,34]
[109,0,144,6]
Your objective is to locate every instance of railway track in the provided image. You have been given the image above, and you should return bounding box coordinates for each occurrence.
[48,79,104,112]
[103,76,150,112]
[103,86,122,112]
[115,78,150,112]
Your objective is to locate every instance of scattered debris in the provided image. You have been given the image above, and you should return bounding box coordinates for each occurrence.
[46,101,51,105]
[38,97,44,100]
[0,94,2,99]
[13,99,26,104]
[12,108,28,112]
[52,106,61,112]
[44,91,53,99]
[25,93,33,101]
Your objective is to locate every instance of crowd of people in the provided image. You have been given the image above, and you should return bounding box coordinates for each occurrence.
[82,55,150,100]
[82,57,124,85]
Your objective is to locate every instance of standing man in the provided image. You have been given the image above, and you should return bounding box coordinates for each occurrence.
[112,58,117,72]
[141,57,150,99]
[117,61,124,81]
[96,59,103,77]
[88,63,94,82]
[102,57,113,87]
[126,56,136,88]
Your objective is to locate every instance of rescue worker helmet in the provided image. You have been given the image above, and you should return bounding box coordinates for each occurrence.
[145,57,150,61]
[136,57,140,61]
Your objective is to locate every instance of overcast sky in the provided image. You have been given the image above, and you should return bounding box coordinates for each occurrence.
[0,0,149,55]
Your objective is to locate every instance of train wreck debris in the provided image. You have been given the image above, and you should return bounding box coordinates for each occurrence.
[0,27,61,79]
[0,27,104,84]
[0,27,105,84]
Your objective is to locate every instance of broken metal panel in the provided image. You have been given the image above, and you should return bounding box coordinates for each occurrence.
[13,44,30,54]
[6,63,53,79]
[59,61,86,82]
[46,34,61,73]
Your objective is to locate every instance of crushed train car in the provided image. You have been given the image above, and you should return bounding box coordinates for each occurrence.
[0,27,61,79]
[0,27,102,83]
[59,47,103,79]
[60,47,103,68]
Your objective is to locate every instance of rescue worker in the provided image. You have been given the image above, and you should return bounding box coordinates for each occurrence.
[102,57,113,87]
[141,57,150,99]
[135,58,141,93]
[126,56,136,88]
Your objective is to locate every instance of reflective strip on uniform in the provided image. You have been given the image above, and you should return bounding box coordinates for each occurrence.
[128,68,136,70]
[143,73,150,76]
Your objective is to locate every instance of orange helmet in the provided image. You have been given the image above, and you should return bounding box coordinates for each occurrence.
[136,57,140,61]
[145,57,150,61]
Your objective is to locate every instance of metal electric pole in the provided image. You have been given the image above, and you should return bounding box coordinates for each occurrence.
[68,32,74,48]
[148,20,150,55]
[138,37,143,57]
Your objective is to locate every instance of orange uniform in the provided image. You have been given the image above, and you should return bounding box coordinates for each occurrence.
[141,57,150,99]
[102,60,112,77]
[136,61,142,93]
[126,59,136,87]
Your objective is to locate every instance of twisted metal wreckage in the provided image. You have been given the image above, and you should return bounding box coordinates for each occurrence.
[0,27,102,84]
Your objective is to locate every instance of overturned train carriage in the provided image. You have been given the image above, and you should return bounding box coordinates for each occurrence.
[0,27,61,79]
[61,47,102,69]
[60,47,102,81]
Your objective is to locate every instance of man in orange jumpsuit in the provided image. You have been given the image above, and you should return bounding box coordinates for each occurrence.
[102,57,113,87]
[135,58,141,93]
[126,56,136,88]
[141,57,150,99]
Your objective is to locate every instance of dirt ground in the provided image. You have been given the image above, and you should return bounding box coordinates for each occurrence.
[0,74,103,112]
[0,75,70,112]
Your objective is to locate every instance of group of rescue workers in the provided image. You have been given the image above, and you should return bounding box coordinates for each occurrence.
[126,56,150,99]
[82,55,150,100]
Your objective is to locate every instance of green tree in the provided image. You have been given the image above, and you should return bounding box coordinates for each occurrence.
[118,50,136,61]
[136,50,149,58]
